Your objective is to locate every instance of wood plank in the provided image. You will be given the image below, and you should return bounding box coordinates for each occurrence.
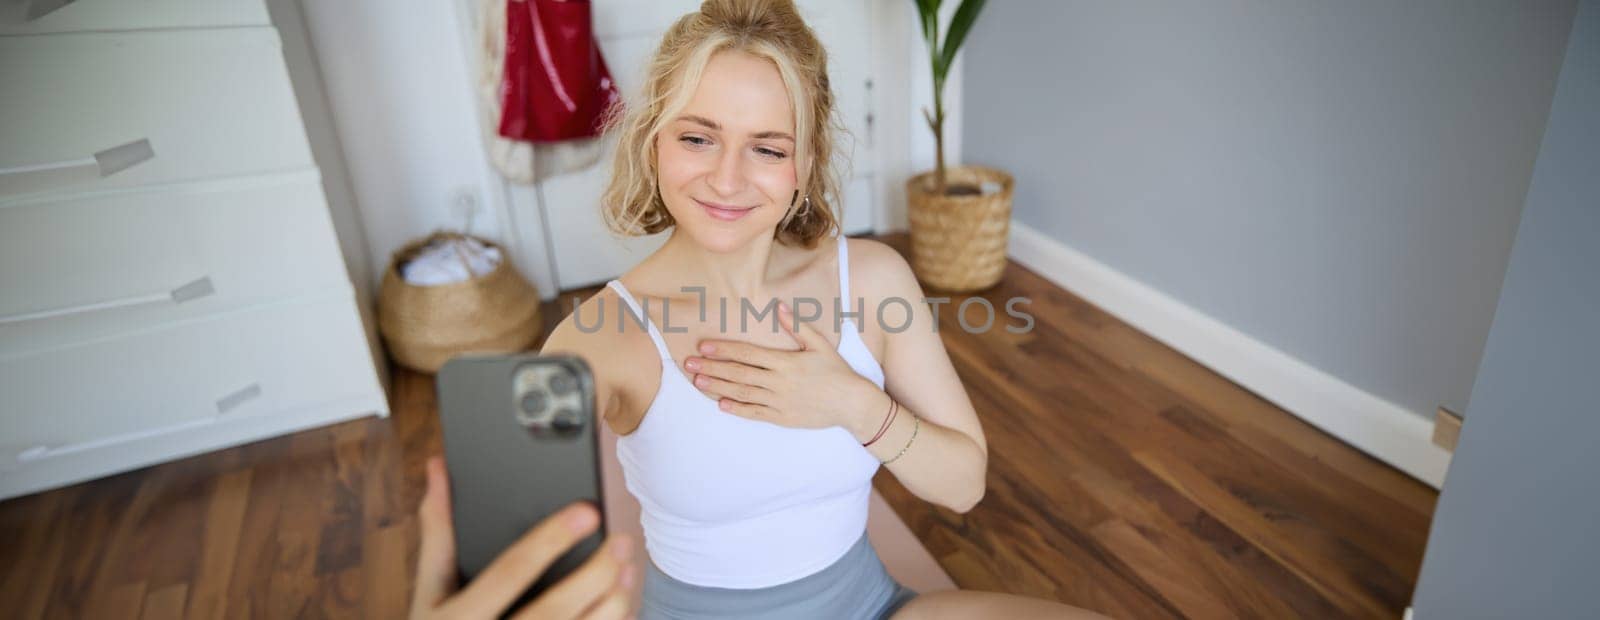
[223,438,292,619]
[1090,520,1236,619]
[82,468,169,600]
[186,468,253,619]
[1134,449,1396,618]
[265,427,340,618]
[1135,354,1438,517]
[0,489,72,619]
[362,520,413,620]
[362,413,406,533]
[137,462,211,593]
[82,581,147,620]
[44,475,144,618]
[139,583,188,620]
[313,566,363,617]
[315,421,369,576]
[1071,465,1339,619]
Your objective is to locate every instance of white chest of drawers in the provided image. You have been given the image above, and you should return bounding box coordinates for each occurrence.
[0,0,388,500]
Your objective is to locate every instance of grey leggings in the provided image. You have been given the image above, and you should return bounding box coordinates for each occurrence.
[638,531,919,619]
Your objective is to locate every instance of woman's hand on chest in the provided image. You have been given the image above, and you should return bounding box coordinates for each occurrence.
[682,301,886,440]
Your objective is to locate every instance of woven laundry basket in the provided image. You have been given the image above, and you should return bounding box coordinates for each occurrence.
[378,231,542,373]
[906,165,1014,292]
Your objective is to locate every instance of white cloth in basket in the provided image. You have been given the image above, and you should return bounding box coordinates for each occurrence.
[401,236,503,286]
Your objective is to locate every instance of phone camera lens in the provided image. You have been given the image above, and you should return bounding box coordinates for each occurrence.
[551,408,582,433]
[520,391,549,415]
[548,373,577,395]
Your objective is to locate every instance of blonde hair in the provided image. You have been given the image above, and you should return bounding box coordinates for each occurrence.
[599,0,843,248]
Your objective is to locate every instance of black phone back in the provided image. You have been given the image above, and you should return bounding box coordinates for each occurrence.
[435,353,604,609]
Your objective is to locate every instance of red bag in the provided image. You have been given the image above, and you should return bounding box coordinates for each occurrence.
[498,0,621,143]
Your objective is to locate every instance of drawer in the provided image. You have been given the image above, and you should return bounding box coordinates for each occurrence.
[0,0,269,36]
[0,28,314,202]
[0,176,351,357]
[0,291,381,462]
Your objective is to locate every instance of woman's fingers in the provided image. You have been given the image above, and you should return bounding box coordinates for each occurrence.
[511,534,635,619]
[576,589,634,620]
[685,356,769,387]
[719,397,778,421]
[779,301,832,352]
[693,373,770,404]
[409,461,627,620]
[411,456,459,613]
[448,501,602,617]
[697,339,786,369]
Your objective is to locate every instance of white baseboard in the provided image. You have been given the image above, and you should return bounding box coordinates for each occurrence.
[1007,223,1451,488]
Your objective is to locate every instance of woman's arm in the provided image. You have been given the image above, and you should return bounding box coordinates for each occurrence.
[539,290,628,431]
[849,240,988,513]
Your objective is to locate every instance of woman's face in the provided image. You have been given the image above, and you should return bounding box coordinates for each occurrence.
[656,50,799,253]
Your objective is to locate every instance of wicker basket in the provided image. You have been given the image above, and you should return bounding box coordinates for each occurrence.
[906,165,1014,292]
[377,231,542,373]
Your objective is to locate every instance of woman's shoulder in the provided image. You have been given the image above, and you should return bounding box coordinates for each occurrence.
[542,285,649,359]
[841,236,920,298]
[542,285,660,426]
[542,287,660,371]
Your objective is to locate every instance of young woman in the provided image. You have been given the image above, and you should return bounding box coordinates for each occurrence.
[538,1,1106,618]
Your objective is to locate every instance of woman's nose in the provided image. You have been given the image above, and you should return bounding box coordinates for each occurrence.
[708,147,746,197]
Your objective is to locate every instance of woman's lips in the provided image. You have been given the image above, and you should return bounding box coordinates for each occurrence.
[695,198,755,221]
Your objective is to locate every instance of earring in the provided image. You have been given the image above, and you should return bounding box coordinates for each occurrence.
[782,191,810,226]
[784,195,811,224]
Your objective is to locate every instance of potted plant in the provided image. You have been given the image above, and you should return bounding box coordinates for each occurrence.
[906,0,1013,292]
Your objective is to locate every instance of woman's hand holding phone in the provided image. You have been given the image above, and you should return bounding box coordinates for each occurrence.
[409,456,637,619]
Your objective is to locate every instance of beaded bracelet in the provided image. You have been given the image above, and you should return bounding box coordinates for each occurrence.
[880,414,920,465]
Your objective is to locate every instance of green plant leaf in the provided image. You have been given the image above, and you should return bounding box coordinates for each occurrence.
[914,0,940,50]
[935,0,987,84]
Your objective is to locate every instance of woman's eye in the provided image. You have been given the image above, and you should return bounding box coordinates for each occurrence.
[754,147,788,160]
[680,135,711,147]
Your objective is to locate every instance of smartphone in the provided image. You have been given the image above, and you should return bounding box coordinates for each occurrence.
[435,353,604,612]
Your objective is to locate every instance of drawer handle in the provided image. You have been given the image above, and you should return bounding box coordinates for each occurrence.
[0,275,213,325]
[10,382,263,468]
[217,383,263,414]
[0,138,154,184]
[14,416,216,464]
[25,0,76,22]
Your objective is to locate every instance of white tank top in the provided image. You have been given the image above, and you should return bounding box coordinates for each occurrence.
[605,234,884,588]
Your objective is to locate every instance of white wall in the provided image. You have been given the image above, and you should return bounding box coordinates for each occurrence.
[295,0,512,297]
[963,0,1576,423]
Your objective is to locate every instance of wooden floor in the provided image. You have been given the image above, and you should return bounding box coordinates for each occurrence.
[0,233,1437,619]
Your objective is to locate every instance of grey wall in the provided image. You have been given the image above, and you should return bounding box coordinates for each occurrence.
[962,1,1576,420]
[1412,1,1599,616]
